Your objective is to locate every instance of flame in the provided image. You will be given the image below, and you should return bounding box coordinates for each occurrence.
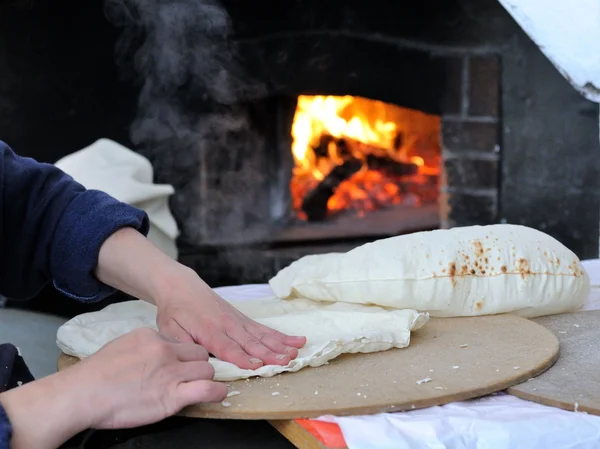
[290,95,441,220]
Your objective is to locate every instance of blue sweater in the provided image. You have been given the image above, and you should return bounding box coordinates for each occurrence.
[0,141,150,448]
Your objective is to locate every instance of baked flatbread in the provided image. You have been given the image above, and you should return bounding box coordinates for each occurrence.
[270,224,589,318]
[56,298,427,381]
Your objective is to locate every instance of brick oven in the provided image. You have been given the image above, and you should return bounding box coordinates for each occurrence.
[0,0,599,300]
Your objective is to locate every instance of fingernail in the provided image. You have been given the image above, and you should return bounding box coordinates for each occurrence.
[284,346,295,353]
[249,357,263,364]
[276,354,289,360]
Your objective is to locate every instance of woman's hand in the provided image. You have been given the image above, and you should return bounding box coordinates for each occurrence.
[78,327,227,429]
[95,228,307,370]
[155,270,306,370]
[0,327,225,449]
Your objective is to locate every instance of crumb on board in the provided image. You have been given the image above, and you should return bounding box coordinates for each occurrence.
[272,392,280,396]
[227,391,241,398]
[513,366,520,370]
[460,344,468,348]
[452,366,460,369]
[221,401,232,407]
[434,386,444,390]
[314,391,319,395]
[416,377,432,385]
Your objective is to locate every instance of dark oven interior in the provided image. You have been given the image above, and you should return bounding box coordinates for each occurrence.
[1,0,599,316]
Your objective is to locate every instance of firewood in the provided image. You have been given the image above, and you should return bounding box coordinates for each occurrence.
[301,158,362,221]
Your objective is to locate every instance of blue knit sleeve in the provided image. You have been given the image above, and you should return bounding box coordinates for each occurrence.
[0,140,150,301]
[0,403,11,449]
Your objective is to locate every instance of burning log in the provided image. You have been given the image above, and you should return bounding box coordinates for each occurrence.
[365,154,419,177]
[301,159,363,221]
[301,136,420,221]
[312,134,352,159]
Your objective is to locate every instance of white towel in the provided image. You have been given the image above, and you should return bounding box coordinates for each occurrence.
[55,139,179,259]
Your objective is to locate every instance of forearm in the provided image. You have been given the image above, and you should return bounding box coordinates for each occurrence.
[95,227,206,307]
[0,370,93,449]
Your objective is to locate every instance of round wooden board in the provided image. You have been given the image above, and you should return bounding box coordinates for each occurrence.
[58,314,558,420]
[508,310,600,415]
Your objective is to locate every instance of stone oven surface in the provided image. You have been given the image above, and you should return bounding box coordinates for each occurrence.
[0,0,598,298]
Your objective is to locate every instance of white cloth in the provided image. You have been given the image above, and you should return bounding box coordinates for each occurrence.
[55,138,179,259]
[206,260,600,449]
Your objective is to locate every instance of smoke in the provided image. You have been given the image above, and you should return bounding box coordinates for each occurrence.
[104,0,269,246]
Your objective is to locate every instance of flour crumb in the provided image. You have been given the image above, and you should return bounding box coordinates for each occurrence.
[513,366,520,370]
[573,324,580,328]
[429,369,434,372]
[272,392,280,396]
[575,402,580,412]
[460,344,468,348]
[452,366,460,369]
[227,391,241,398]
[434,386,444,390]
[357,393,361,396]
[392,381,397,384]
[416,377,432,385]
[221,401,231,407]
[314,391,319,395]
[558,331,567,334]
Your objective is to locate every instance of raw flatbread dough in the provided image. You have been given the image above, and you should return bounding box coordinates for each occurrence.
[269,224,590,318]
[56,298,427,381]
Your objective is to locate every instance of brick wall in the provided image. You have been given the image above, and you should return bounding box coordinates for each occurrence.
[437,54,501,229]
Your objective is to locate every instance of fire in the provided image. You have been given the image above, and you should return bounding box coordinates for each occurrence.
[290,95,441,220]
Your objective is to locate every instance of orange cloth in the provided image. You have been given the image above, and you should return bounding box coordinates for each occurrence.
[295,419,347,448]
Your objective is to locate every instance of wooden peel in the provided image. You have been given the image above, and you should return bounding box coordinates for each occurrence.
[508,310,600,415]
[58,314,558,420]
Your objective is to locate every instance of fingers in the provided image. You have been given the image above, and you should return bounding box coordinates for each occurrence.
[174,343,209,362]
[175,380,228,409]
[207,324,306,368]
[282,335,307,348]
[216,335,265,370]
[177,361,215,382]
[254,326,306,352]
[267,329,307,349]
[225,328,289,367]
[252,333,299,360]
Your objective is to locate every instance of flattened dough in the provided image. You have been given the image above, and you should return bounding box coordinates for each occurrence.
[56,298,427,381]
[269,224,590,318]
